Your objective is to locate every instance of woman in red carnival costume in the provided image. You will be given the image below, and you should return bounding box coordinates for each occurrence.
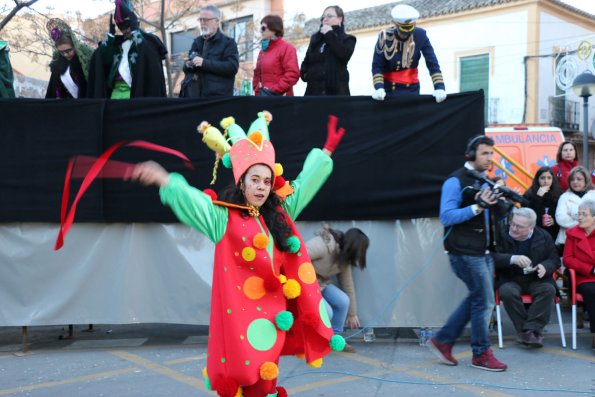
[128,112,347,397]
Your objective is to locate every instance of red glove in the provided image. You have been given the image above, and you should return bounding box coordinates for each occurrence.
[324,115,345,154]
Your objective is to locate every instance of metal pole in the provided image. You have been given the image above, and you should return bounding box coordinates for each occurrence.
[583,96,590,168]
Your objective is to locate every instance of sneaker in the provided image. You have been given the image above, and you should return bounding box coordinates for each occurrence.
[526,331,543,348]
[516,331,530,345]
[342,343,356,353]
[471,348,507,372]
[427,337,458,366]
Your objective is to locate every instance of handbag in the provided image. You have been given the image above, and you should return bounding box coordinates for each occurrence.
[259,86,281,96]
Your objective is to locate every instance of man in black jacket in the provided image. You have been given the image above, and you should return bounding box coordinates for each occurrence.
[493,207,560,347]
[180,5,239,97]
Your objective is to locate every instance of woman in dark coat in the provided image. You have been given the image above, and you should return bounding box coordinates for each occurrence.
[523,166,563,243]
[300,5,356,96]
[45,18,92,99]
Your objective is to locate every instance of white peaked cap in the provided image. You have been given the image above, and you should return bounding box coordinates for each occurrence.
[391,4,420,24]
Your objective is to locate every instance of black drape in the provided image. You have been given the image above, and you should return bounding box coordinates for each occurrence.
[0,92,484,223]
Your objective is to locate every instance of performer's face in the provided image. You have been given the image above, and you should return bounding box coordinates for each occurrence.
[241,164,272,207]
[471,143,494,172]
[57,44,75,61]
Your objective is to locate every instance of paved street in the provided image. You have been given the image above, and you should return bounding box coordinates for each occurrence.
[0,321,593,397]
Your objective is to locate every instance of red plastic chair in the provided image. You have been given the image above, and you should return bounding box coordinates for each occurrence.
[495,274,566,348]
[568,269,585,350]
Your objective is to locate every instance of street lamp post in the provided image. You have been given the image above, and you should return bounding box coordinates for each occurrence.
[571,71,595,167]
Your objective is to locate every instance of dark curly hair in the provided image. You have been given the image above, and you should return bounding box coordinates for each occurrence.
[328,228,369,269]
[219,174,293,252]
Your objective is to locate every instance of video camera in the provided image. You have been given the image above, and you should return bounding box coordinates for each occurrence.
[467,169,530,207]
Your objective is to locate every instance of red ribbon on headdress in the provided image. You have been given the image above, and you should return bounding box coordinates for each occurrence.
[54,140,193,251]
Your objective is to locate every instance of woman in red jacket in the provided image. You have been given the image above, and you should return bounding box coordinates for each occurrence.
[563,198,595,351]
[253,15,299,96]
[552,141,579,192]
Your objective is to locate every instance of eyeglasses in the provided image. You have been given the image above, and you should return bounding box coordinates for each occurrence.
[198,17,217,23]
[260,25,268,32]
[509,221,530,230]
[59,48,74,56]
[321,14,337,19]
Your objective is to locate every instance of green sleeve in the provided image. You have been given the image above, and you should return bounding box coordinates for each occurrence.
[282,148,333,220]
[159,173,228,243]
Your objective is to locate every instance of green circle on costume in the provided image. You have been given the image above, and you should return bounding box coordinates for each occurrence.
[297,252,302,257]
[247,319,277,351]
[221,357,226,363]
[257,306,262,311]
[245,360,250,365]
[319,299,331,328]
[227,308,232,314]
[242,236,247,241]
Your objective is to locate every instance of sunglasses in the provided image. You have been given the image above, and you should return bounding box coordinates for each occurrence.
[396,23,416,33]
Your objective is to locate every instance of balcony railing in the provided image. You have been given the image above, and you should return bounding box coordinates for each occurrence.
[549,96,579,131]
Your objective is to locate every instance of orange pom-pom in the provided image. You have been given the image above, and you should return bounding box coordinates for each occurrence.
[308,358,323,368]
[259,362,279,380]
[253,233,269,249]
[248,131,263,146]
[234,387,243,397]
[295,353,305,359]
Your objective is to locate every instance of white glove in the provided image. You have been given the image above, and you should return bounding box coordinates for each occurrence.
[372,88,386,101]
[433,89,447,103]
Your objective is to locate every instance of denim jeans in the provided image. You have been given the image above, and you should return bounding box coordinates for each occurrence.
[436,254,495,356]
[322,284,350,334]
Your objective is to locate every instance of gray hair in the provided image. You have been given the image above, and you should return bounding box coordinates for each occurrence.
[512,207,537,227]
[201,5,221,19]
[579,199,595,216]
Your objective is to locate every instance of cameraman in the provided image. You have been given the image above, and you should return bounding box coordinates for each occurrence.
[428,135,508,372]
[179,5,239,98]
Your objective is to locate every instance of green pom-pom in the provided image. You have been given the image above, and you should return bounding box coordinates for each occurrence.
[222,153,232,168]
[275,311,294,331]
[330,335,346,352]
[286,235,300,253]
[205,376,211,391]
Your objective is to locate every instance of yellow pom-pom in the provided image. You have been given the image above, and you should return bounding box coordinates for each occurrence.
[283,279,301,299]
[295,353,305,359]
[259,362,279,380]
[202,367,208,379]
[197,121,210,134]
[220,116,235,130]
[278,274,287,284]
[308,358,323,368]
[234,386,243,397]
[274,163,283,177]
[253,233,269,250]
[248,131,263,146]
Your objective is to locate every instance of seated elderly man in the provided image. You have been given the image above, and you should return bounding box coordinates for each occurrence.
[493,207,560,347]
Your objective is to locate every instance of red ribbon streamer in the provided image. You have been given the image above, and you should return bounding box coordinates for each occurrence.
[54,140,193,251]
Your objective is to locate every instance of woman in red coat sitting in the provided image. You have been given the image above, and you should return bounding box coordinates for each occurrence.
[253,15,299,96]
[563,198,595,352]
